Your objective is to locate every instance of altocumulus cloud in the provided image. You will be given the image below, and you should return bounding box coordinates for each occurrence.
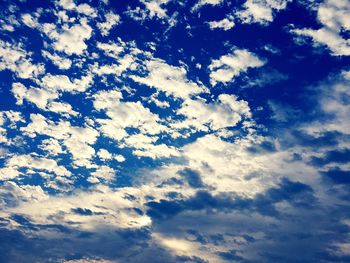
[0,0,350,262]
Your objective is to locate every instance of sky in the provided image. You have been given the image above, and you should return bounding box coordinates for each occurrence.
[0,0,349,262]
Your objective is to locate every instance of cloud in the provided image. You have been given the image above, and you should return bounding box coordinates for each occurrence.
[97,12,120,36]
[301,70,350,135]
[57,0,97,17]
[0,111,25,144]
[21,114,99,168]
[236,0,291,25]
[96,41,124,59]
[0,154,71,183]
[208,18,235,31]
[141,0,170,19]
[291,0,350,56]
[292,27,350,56]
[0,181,48,209]
[41,73,93,93]
[0,1,349,262]
[208,49,265,85]
[97,149,113,161]
[42,50,72,70]
[0,185,151,231]
[122,133,180,159]
[0,40,45,79]
[12,79,83,115]
[42,18,92,55]
[93,88,167,141]
[173,94,252,132]
[11,82,78,116]
[192,0,223,11]
[131,59,207,99]
[88,166,116,183]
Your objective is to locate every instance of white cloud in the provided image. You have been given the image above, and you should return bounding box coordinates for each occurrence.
[0,111,25,144]
[0,185,151,231]
[97,12,120,36]
[63,259,116,263]
[21,114,99,167]
[12,82,78,115]
[96,41,124,59]
[92,54,138,76]
[76,3,97,17]
[236,0,291,25]
[21,13,39,28]
[114,154,126,162]
[208,49,265,85]
[173,94,252,132]
[93,88,166,141]
[141,0,170,19]
[40,138,64,155]
[93,88,123,108]
[0,110,25,126]
[0,167,20,181]
[42,50,72,70]
[88,165,116,183]
[292,27,350,56]
[41,73,93,93]
[0,40,45,79]
[123,133,180,159]
[0,181,48,209]
[192,0,223,11]
[12,82,58,109]
[0,154,71,182]
[57,0,97,17]
[48,101,79,116]
[147,93,170,108]
[302,71,350,135]
[97,149,113,161]
[291,0,350,56]
[208,18,235,30]
[57,0,76,10]
[131,59,207,99]
[42,18,92,55]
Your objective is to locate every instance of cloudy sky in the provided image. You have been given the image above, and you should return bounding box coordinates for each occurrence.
[0,0,349,262]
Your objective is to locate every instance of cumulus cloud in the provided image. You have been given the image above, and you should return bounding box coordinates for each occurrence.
[208,49,265,85]
[131,59,207,99]
[97,11,120,36]
[21,114,99,168]
[208,17,235,30]
[291,0,350,56]
[173,94,252,132]
[12,75,89,115]
[141,0,170,19]
[192,0,223,11]
[236,0,291,25]
[41,73,93,93]
[123,134,180,159]
[0,1,349,262]
[42,50,72,70]
[56,0,97,17]
[93,88,166,142]
[0,40,45,79]
[42,18,92,55]
[0,154,71,183]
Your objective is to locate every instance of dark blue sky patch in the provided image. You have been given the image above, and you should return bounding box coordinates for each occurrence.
[177,168,204,188]
[310,149,350,166]
[322,169,350,184]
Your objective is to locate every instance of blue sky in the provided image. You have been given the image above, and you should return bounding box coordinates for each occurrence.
[0,0,350,262]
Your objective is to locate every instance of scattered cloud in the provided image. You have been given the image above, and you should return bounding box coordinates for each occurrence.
[208,17,235,30]
[291,0,350,56]
[209,49,265,85]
